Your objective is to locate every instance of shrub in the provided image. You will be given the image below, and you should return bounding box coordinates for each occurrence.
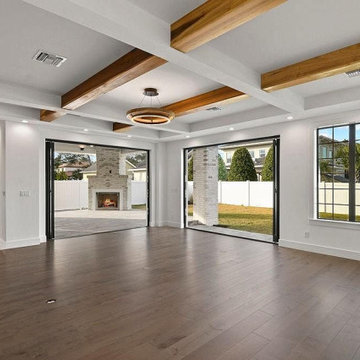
[228,147,257,181]
[261,145,274,181]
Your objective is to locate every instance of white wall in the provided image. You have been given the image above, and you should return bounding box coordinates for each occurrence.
[0,122,5,247]
[0,120,157,249]
[164,110,360,261]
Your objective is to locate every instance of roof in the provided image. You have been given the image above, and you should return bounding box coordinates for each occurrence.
[58,162,91,169]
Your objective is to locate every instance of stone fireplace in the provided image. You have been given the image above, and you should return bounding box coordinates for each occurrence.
[88,147,131,211]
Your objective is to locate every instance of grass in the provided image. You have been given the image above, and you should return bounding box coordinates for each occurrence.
[188,203,273,235]
[132,204,146,210]
[319,212,360,221]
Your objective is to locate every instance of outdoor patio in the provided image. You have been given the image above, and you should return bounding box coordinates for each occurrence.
[55,209,147,239]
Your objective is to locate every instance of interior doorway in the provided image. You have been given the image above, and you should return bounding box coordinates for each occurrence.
[46,140,149,239]
[184,137,279,243]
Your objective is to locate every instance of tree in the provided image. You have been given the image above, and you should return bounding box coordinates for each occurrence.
[188,154,227,181]
[261,146,273,181]
[335,143,360,181]
[70,169,83,180]
[55,170,68,180]
[188,156,193,181]
[228,147,257,181]
[218,154,227,181]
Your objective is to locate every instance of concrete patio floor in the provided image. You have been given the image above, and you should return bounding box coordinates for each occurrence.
[55,209,147,239]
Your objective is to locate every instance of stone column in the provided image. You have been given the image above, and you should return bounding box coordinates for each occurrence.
[119,153,127,175]
[193,147,218,226]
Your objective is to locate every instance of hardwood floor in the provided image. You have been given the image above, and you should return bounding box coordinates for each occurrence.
[0,227,360,359]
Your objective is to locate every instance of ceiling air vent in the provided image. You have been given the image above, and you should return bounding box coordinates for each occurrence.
[32,50,67,67]
[206,106,222,111]
[346,69,360,78]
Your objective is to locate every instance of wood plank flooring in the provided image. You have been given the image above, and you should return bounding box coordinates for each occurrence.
[0,227,360,359]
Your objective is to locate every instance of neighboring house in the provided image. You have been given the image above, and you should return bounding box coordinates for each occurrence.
[81,160,137,180]
[57,162,90,177]
[220,142,272,180]
[318,135,347,182]
[128,160,147,182]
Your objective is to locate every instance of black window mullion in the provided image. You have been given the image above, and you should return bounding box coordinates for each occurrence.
[349,124,356,222]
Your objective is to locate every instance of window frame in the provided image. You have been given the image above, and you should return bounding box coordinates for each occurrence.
[316,123,357,223]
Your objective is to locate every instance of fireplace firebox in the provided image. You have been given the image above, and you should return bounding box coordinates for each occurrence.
[96,192,119,210]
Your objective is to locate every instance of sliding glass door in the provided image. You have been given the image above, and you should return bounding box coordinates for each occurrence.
[46,140,150,240]
[184,137,280,242]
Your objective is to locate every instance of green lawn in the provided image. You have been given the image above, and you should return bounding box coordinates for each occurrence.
[188,203,273,235]
[319,212,360,221]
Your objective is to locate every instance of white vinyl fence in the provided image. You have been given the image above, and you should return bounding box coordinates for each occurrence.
[318,182,360,215]
[187,181,273,208]
[55,180,147,211]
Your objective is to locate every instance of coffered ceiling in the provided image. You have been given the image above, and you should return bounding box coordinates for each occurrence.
[0,0,360,142]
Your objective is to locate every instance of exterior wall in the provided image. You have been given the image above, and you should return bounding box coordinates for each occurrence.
[192,147,218,226]
[164,109,360,261]
[88,147,130,210]
[222,143,272,167]
[132,170,147,182]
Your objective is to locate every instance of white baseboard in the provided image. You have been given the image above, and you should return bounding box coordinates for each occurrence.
[280,239,360,261]
[1,237,41,250]
[0,238,5,250]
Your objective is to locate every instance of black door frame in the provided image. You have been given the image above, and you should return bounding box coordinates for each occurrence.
[183,135,280,243]
[45,139,151,240]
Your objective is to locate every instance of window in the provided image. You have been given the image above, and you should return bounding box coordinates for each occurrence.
[249,150,255,159]
[317,124,360,222]
[226,152,232,164]
[259,149,266,158]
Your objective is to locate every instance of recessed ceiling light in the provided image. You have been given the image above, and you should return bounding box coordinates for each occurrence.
[90,145,94,148]
[229,127,234,131]
[83,128,88,132]
[22,120,29,123]
[287,115,294,120]
[127,135,132,138]
[185,135,190,138]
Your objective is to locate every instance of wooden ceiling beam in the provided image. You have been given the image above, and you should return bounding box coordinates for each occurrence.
[262,43,360,92]
[41,48,167,122]
[171,0,287,53]
[40,109,66,122]
[164,86,248,117]
[113,123,133,133]
[62,49,167,110]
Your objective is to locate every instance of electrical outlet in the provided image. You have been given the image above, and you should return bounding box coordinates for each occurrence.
[304,232,310,238]
[19,190,30,197]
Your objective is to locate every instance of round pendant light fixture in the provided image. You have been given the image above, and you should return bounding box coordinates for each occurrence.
[126,88,175,125]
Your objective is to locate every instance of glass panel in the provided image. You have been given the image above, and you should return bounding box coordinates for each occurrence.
[334,126,349,142]
[333,188,349,205]
[318,188,333,204]
[356,124,360,141]
[188,140,276,242]
[318,205,334,220]
[356,139,360,221]
[53,143,148,239]
[332,206,349,221]
[356,206,360,219]
[318,128,333,143]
